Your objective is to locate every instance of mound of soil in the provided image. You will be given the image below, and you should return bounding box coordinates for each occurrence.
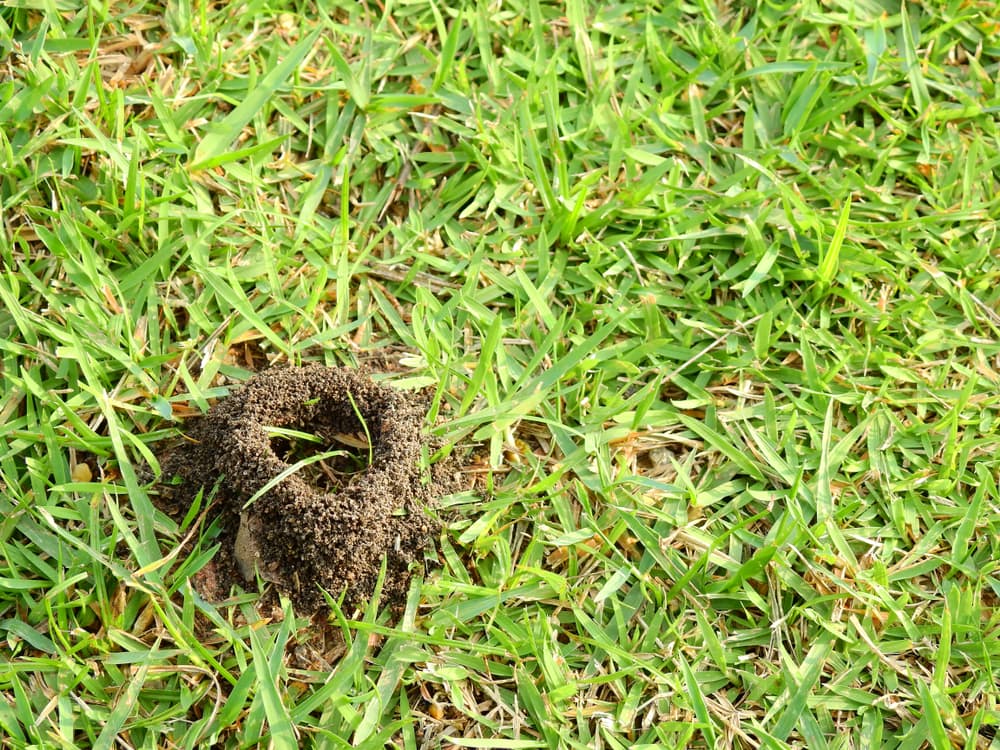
[156,365,441,612]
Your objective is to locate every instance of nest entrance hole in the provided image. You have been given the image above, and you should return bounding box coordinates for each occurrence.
[266,424,372,493]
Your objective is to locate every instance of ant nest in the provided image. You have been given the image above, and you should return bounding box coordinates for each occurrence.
[158,365,440,612]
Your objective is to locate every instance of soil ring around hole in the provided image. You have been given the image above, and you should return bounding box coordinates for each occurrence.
[156,365,441,613]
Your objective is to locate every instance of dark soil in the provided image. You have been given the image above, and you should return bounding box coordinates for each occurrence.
[155,365,442,613]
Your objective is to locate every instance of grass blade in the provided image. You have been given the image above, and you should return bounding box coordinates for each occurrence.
[818,197,850,287]
[247,605,297,750]
[190,30,319,169]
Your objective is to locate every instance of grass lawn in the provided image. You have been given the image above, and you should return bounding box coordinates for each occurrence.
[2,0,1000,747]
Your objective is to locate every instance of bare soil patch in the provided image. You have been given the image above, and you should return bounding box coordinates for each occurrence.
[155,365,441,613]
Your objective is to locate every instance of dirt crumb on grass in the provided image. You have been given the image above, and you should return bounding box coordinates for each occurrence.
[156,365,443,613]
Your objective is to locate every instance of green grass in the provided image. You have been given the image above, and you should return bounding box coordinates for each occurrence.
[2,0,1000,747]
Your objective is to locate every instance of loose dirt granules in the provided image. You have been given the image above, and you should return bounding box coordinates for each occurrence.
[156,365,440,612]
